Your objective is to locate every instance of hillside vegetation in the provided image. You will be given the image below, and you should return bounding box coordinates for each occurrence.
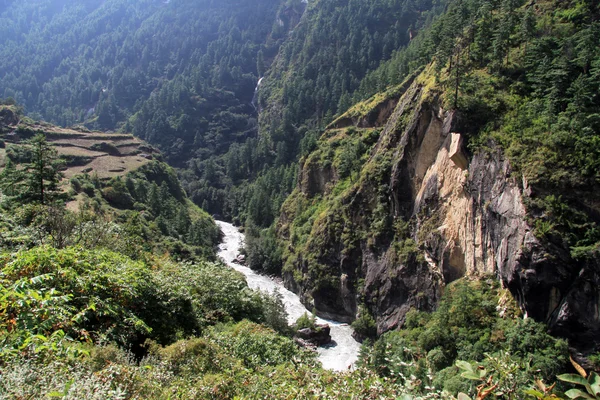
[1,0,600,398]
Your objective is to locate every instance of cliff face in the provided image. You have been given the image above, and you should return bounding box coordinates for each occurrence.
[278,70,600,351]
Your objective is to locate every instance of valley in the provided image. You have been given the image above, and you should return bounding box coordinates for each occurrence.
[1,0,599,398]
[217,220,360,371]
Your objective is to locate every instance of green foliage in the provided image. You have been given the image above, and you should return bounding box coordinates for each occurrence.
[0,337,409,399]
[209,320,306,369]
[295,312,317,330]
[457,352,549,400]
[336,137,366,181]
[558,370,600,399]
[67,161,221,260]
[0,246,290,355]
[351,307,378,340]
[359,280,569,397]
[0,133,65,206]
[1,246,154,351]
[245,224,283,274]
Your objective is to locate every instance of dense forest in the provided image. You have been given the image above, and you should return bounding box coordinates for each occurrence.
[1,0,600,398]
[0,0,445,224]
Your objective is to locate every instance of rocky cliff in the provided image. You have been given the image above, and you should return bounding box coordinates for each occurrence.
[278,68,600,353]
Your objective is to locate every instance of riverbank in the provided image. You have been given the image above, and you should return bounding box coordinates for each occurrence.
[216,220,360,371]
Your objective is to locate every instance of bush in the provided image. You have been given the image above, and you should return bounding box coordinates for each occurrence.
[0,247,291,353]
[90,142,120,156]
[70,177,82,192]
[0,246,155,350]
[359,280,569,397]
[295,312,317,330]
[351,308,378,340]
[208,320,311,369]
[102,186,134,209]
[82,182,96,197]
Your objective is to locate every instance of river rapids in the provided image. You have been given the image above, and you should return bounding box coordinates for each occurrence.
[216,220,360,371]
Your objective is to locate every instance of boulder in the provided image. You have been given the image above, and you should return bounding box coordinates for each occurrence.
[232,254,246,265]
[449,132,468,169]
[295,324,331,346]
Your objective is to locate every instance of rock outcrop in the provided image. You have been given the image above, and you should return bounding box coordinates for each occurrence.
[278,69,600,353]
[0,107,19,130]
[294,324,332,347]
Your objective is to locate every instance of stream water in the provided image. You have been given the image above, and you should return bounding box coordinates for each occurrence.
[216,220,360,371]
[251,77,264,110]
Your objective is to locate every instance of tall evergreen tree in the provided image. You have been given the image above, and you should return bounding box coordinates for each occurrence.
[0,133,64,205]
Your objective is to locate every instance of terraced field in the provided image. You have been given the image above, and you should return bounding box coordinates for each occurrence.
[0,106,159,180]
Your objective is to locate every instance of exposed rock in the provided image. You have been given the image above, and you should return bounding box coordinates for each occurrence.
[329,74,420,131]
[232,254,246,265]
[299,155,336,198]
[293,337,317,350]
[546,251,600,353]
[279,69,600,353]
[448,133,468,170]
[330,97,400,130]
[295,324,331,346]
[0,107,19,129]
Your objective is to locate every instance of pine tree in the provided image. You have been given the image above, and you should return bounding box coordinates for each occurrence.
[520,7,536,51]
[0,133,64,205]
[148,182,161,217]
[176,205,191,236]
[257,50,265,77]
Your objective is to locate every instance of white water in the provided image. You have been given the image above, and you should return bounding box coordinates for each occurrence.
[251,77,264,110]
[216,220,360,371]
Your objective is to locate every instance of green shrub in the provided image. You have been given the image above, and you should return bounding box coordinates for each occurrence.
[351,308,377,340]
[359,280,569,397]
[90,142,120,156]
[70,177,82,192]
[82,182,96,197]
[0,246,155,350]
[0,247,290,353]
[102,185,134,209]
[208,320,312,369]
[295,312,317,330]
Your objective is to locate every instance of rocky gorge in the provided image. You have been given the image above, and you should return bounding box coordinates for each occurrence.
[277,68,600,354]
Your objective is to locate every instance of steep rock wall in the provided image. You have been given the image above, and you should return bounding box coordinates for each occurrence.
[279,73,600,351]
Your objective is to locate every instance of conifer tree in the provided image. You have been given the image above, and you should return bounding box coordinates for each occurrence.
[0,133,64,205]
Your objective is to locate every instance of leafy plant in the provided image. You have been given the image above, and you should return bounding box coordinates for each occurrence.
[295,312,317,330]
[558,359,600,399]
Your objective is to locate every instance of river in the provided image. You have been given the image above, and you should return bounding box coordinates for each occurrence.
[216,220,360,371]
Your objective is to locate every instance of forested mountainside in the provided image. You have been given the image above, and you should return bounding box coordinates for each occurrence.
[274,0,600,359]
[2,0,600,397]
[0,0,305,223]
[0,0,285,231]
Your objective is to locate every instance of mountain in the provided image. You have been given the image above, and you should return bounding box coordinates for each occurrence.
[1,0,600,396]
[275,0,600,354]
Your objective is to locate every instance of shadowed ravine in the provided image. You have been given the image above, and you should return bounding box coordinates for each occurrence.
[216,220,360,371]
